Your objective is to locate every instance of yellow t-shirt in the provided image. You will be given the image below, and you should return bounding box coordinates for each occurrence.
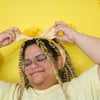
[0,65,100,100]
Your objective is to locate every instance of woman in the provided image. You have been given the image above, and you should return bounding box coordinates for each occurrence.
[0,23,100,100]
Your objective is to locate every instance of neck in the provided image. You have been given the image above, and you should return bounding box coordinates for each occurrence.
[31,81,58,90]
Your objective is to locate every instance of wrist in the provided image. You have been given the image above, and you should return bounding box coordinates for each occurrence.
[0,41,2,48]
[0,36,3,48]
[72,31,82,44]
[73,31,83,45]
[0,35,3,48]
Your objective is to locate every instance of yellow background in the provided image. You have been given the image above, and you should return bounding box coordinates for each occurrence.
[0,0,100,82]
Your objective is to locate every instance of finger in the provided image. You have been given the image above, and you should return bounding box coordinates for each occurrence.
[54,21,61,27]
[55,27,65,35]
[4,30,15,41]
[1,39,12,46]
[54,21,63,27]
[12,27,21,34]
[54,21,66,27]
[7,27,21,41]
[8,27,21,35]
[9,31,16,41]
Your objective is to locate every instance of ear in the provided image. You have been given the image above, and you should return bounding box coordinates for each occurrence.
[56,56,63,70]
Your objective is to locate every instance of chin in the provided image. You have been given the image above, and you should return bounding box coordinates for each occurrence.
[31,76,45,85]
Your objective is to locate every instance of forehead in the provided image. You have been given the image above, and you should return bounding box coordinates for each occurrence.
[25,44,43,58]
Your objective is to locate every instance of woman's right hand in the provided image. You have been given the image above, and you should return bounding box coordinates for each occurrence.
[0,27,21,47]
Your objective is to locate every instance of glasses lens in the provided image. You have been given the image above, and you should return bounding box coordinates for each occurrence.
[36,54,47,61]
[24,60,32,67]
[24,54,47,67]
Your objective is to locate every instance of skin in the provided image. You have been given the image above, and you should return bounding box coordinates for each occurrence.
[54,21,100,79]
[24,44,62,90]
[0,27,20,47]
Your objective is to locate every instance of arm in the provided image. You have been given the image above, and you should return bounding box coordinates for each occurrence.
[54,21,100,78]
[54,21,100,64]
[72,33,100,64]
[0,27,21,47]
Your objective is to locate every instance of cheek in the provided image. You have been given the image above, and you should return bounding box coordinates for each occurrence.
[24,69,32,81]
[44,63,54,74]
[45,61,58,70]
[24,70,28,77]
[45,62,59,78]
[24,69,30,76]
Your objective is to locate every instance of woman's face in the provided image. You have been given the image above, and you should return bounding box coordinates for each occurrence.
[24,44,60,89]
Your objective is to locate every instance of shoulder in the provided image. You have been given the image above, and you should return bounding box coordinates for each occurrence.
[63,65,100,99]
[0,80,18,87]
[64,65,99,88]
[0,80,20,97]
[98,64,100,79]
[67,64,100,89]
[74,65,99,83]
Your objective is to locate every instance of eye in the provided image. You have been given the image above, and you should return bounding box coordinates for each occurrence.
[24,60,32,67]
[36,54,47,61]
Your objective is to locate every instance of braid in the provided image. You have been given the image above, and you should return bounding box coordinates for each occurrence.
[18,44,25,100]
[37,39,69,99]
[53,38,77,82]
[36,38,62,84]
[18,38,77,100]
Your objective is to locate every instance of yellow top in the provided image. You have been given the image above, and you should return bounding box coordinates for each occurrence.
[0,65,100,100]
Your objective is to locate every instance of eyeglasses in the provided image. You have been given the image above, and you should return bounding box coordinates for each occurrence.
[24,54,47,67]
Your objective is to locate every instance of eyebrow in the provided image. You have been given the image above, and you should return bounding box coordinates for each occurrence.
[35,54,45,58]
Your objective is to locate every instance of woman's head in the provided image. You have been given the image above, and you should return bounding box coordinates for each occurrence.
[22,38,60,60]
[19,38,77,89]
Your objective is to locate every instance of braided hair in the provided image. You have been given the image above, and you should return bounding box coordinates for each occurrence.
[18,38,77,100]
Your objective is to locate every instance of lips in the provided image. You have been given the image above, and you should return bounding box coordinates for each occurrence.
[30,70,44,76]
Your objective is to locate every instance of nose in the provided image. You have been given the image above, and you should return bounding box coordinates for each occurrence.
[30,61,39,69]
